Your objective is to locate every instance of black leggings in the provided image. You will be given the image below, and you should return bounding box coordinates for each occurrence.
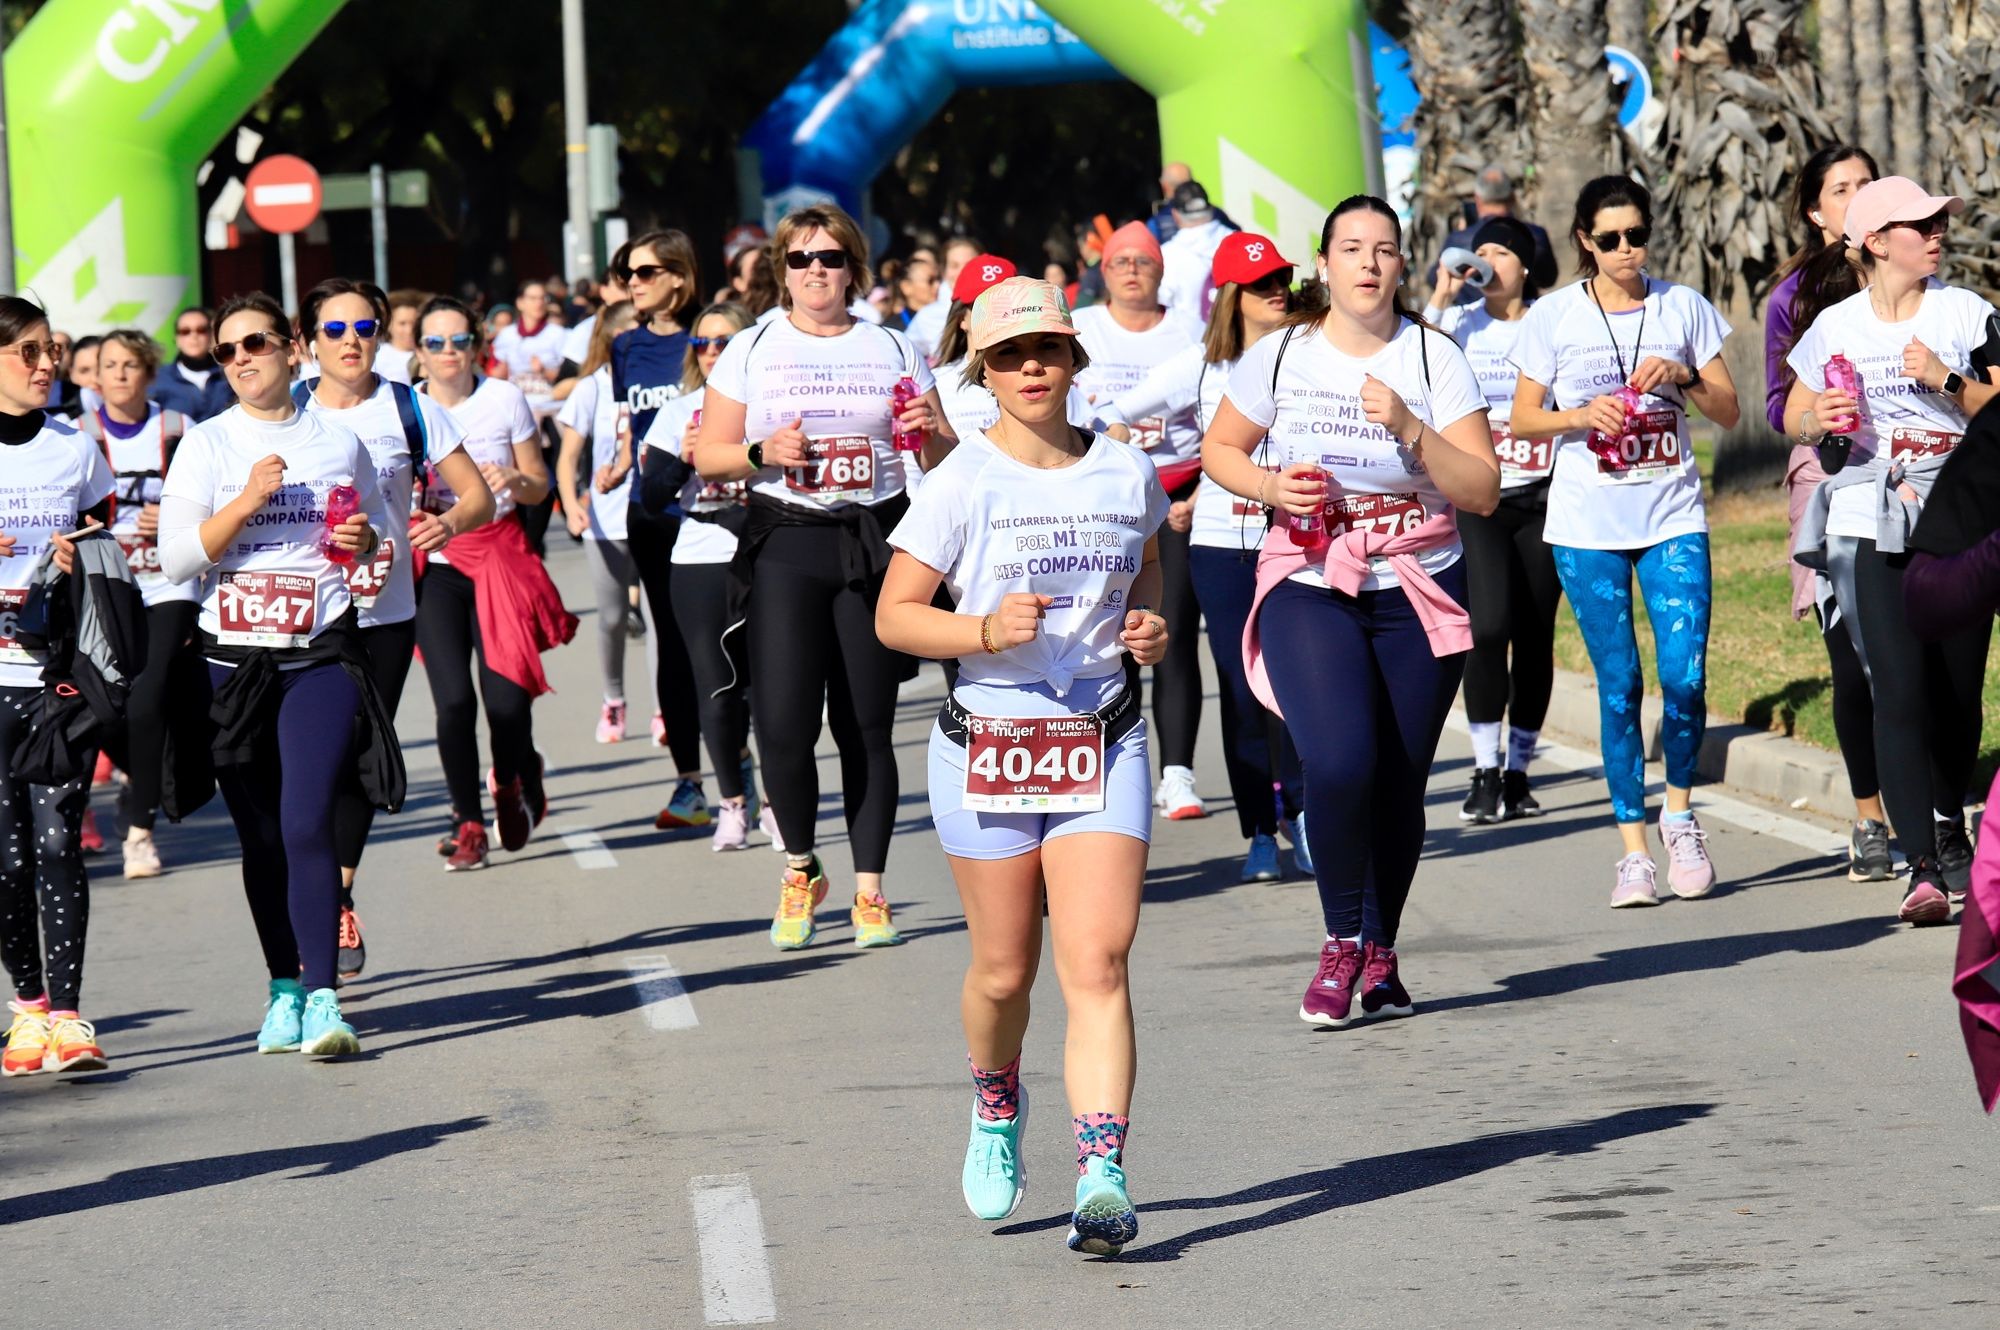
[1186,545,1303,837]
[416,562,536,823]
[748,524,901,873]
[0,685,90,1009]
[670,559,750,801]
[1149,483,1203,770]
[628,505,703,776]
[105,600,200,832]
[1816,600,1880,802]
[1849,541,1990,861]
[334,617,417,871]
[1457,486,1561,731]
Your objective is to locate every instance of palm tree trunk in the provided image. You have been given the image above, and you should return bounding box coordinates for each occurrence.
[1607,0,1650,56]
[1884,0,1929,177]
[1850,0,1892,161]
[1819,0,1855,141]
[1404,0,1529,263]
[1925,1,2000,299]
[1517,0,1621,279]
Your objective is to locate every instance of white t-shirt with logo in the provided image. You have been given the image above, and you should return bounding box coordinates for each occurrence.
[1159,219,1233,340]
[158,406,392,652]
[96,406,199,608]
[1436,302,1546,491]
[645,392,743,565]
[492,321,569,402]
[1073,305,1202,475]
[0,420,117,689]
[557,366,633,543]
[756,299,885,327]
[1788,284,1997,540]
[889,432,1169,701]
[1511,278,1731,550]
[1226,319,1487,591]
[303,377,468,626]
[420,377,540,551]
[704,316,933,511]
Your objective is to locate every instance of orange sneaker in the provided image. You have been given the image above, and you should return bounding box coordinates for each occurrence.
[769,858,829,950]
[46,1013,106,1074]
[3,1001,53,1077]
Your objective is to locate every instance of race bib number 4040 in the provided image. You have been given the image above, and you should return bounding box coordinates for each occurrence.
[962,714,1105,813]
[217,571,317,648]
[786,435,877,504]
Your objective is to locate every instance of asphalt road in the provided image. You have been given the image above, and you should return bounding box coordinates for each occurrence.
[2,540,1992,1329]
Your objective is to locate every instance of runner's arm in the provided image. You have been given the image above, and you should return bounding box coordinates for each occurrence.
[433,447,495,535]
[875,552,993,660]
[1200,398,1321,517]
[1681,353,1741,430]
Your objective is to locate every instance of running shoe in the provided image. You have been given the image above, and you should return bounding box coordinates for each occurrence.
[1610,852,1660,908]
[337,895,367,981]
[1937,820,1974,902]
[1284,814,1313,877]
[651,711,667,747]
[1659,812,1717,899]
[1155,765,1205,820]
[595,699,627,745]
[1358,942,1413,1022]
[962,1084,1030,1222]
[524,750,549,828]
[1848,819,1894,883]
[770,859,829,950]
[1298,937,1364,1029]
[1067,1152,1138,1256]
[1459,767,1502,824]
[436,823,463,857]
[92,750,116,786]
[655,778,712,830]
[258,980,306,1054]
[3,1002,52,1076]
[78,808,105,855]
[123,827,162,880]
[851,892,903,948]
[1242,833,1282,882]
[47,1014,106,1073]
[712,801,750,853]
[1501,769,1543,820]
[489,771,532,852]
[300,988,360,1058]
[445,820,490,872]
[761,805,786,853]
[1898,858,1952,926]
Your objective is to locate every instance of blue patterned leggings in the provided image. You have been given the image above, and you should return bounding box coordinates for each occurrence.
[1552,535,1711,823]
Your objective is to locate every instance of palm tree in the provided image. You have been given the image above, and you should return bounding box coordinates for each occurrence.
[1924,0,2000,299]
[1403,0,1530,262]
[1517,0,1623,275]
[1819,0,1856,141]
[1884,0,1929,177]
[1850,0,1892,161]
[1607,0,1650,57]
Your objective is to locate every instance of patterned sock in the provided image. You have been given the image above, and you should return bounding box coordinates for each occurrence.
[1506,727,1539,772]
[969,1052,1021,1122]
[1468,721,1502,769]
[1074,1112,1129,1173]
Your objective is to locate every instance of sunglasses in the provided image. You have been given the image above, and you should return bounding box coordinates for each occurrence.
[175,324,210,338]
[624,263,678,284]
[690,335,733,352]
[1106,256,1162,274]
[1590,225,1652,252]
[319,319,380,341]
[214,330,287,362]
[1888,211,1950,238]
[421,332,477,353]
[1243,267,1294,295]
[784,248,849,271]
[4,340,61,368]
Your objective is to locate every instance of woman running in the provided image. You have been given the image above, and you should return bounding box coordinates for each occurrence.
[413,296,575,871]
[1766,145,1897,884]
[1425,216,1559,824]
[1785,175,1999,924]
[878,275,1169,1254]
[1113,232,1309,881]
[691,204,951,950]
[297,279,493,972]
[1202,196,1497,1027]
[1,296,116,1076]
[159,291,397,1057]
[1511,176,1739,907]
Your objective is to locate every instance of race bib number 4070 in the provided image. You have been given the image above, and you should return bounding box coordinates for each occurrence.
[962,714,1105,813]
[786,435,876,504]
[217,571,317,648]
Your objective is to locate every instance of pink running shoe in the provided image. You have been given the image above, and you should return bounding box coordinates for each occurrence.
[595,700,627,745]
[651,711,667,747]
[1897,859,1951,926]
[1610,852,1660,908]
[1658,811,1716,899]
[1298,937,1364,1028]
[761,804,786,853]
[712,800,750,853]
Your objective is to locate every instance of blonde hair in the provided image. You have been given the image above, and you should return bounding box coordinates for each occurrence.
[681,302,753,393]
[770,205,872,311]
[579,300,639,377]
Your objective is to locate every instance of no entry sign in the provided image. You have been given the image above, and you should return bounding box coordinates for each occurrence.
[244,155,323,234]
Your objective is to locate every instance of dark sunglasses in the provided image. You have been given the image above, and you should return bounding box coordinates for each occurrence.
[784,248,849,271]
[623,263,678,284]
[319,319,380,341]
[174,323,210,338]
[5,340,61,368]
[690,335,733,352]
[1243,267,1295,295]
[214,331,286,362]
[421,332,477,353]
[1887,211,1949,238]
[1590,225,1651,252]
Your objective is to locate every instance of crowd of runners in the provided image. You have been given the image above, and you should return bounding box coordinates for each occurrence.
[3,148,1998,1254]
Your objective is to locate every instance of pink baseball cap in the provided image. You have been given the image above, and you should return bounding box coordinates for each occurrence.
[1842,176,1964,248]
[968,277,1079,352]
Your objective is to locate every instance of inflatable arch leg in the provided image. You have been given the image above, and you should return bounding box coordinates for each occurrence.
[5,0,346,337]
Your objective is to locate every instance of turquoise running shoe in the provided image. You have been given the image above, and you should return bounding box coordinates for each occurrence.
[258,979,305,1054]
[961,1084,1029,1221]
[300,988,360,1058]
[1067,1152,1138,1256]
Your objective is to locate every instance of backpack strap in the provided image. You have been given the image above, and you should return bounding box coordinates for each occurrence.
[389,379,430,474]
[158,408,185,471]
[290,380,313,411]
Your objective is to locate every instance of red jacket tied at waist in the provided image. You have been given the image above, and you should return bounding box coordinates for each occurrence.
[425,514,578,698]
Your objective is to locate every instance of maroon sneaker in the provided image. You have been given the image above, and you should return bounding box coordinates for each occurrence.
[1298,937,1364,1028]
[1359,942,1414,1021]
[488,770,532,853]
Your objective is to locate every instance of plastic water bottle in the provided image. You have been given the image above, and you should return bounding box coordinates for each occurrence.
[1589,384,1645,456]
[891,376,923,452]
[1823,354,1861,434]
[1289,464,1329,551]
[318,484,360,565]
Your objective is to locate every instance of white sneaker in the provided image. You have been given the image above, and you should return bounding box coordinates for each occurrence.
[1155,765,1206,821]
[122,828,162,880]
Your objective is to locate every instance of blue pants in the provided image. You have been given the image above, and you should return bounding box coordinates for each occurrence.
[1551,534,1711,824]
[1259,564,1467,945]
[1187,546,1304,838]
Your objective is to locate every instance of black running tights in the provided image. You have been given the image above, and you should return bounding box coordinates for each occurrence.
[416,563,536,823]
[335,617,417,871]
[1457,488,1561,731]
[0,686,90,1009]
[105,599,200,832]
[628,505,703,776]
[670,560,750,801]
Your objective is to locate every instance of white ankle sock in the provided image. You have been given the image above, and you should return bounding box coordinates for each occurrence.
[1469,721,1502,769]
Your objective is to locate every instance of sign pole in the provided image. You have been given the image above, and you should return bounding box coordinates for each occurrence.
[369,163,389,288]
[278,231,298,318]
[561,0,594,283]
[0,27,14,294]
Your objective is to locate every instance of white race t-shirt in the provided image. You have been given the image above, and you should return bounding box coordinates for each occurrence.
[907,297,951,364]
[756,299,885,327]
[889,432,1169,700]
[1437,302,1546,491]
[557,367,633,543]
[1788,284,1997,540]
[1511,278,1731,550]
[492,321,570,401]
[1226,319,1486,590]
[419,377,540,547]
[0,420,117,689]
[645,392,744,565]
[561,316,596,370]
[158,406,392,652]
[704,316,933,511]
[1107,344,1261,550]
[1073,305,1202,475]
[373,344,416,386]
[303,377,467,626]
[1159,219,1233,340]
[94,406,198,608]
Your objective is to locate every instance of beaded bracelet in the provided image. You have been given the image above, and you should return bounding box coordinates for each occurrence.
[979,613,1000,655]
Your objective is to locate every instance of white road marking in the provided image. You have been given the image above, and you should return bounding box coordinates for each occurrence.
[690,1175,777,1325]
[561,826,617,870]
[625,954,698,1031]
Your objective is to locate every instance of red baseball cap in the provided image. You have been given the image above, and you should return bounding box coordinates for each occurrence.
[1211,232,1293,287]
[952,254,1018,305]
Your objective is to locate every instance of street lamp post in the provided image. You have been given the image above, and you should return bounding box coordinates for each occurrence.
[562,0,593,283]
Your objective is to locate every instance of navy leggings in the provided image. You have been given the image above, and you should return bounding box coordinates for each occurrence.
[207,660,359,993]
[1259,563,1467,946]
[335,617,416,872]
[1186,545,1303,838]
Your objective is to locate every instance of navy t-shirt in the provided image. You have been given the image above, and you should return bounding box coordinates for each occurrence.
[611,326,692,441]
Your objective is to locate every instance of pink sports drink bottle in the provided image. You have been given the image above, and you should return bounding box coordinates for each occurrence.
[318,484,361,565]
[1822,354,1861,434]
[1589,384,1645,455]
[1289,465,1329,550]
[891,376,923,452]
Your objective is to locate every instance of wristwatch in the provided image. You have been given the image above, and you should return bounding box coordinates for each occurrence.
[746,440,765,469]
[1942,371,1966,399]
